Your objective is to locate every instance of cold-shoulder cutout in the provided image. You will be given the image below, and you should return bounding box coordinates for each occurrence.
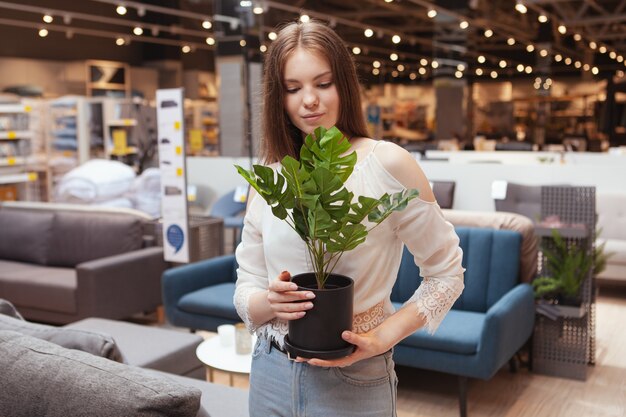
[372,141,435,202]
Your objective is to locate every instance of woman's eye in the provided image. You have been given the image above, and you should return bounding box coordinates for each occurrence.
[318,82,332,89]
[286,87,299,94]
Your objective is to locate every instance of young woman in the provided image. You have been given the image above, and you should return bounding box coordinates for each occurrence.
[234,20,465,417]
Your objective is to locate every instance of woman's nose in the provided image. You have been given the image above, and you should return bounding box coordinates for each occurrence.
[302,89,318,108]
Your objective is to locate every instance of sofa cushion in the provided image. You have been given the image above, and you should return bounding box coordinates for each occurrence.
[0,209,54,265]
[393,304,484,355]
[0,313,123,362]
[0,298,23,319]
[0,260,77,314]
[0,330,201,417]
[179,283,241,320]
[65,318,203,376]
[47,211,144,267]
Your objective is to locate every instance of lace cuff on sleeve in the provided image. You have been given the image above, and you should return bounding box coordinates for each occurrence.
[233,286,266,333]
[404,275,464,334]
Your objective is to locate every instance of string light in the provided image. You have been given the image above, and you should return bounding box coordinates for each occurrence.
[515,2,527,14]
[364,28,374,38]
[599,45,607,54]
[554,54,562,62]
[181,45,191,53]
[420,58,428,66]
[526,44,535,52]
[38,28,48,37]
[115,37,125,46]
[507,37,515,46]
[490,71,498,79]
[459,21,469,29]
[539,49,548,57]
[573,33,582,41]
[589,41,597,49]
[373,60,381,68]
[484,29,493,38]
[205,37,215,45]
[116,5,127,15]
[409,72,417,80]
[476,68,483,75]
[260,45,267,52]
[418,67,427,75]
[516,64,524,72]
[431,60,439,68]
[133,27,143,36]
[390,53,398,61]
[427,9,437,18]
[352,47,361,55]
[253,6,264,14]
[499,60,507,68]
[202,20,212,29]
[392,35,401,44]
[268,32,277,40]
[557,25,567,34]
[592,67,599,75]
[477,55,486,64]
[397,64,405,71]
[538,14,548,23]
[455,71,463,78]
[299,14,310,23]
[43,14,53,23]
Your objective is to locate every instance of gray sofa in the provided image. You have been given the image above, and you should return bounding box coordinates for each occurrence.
[0,202,168,324]
[0,300,248,417]
[596,192,626,283]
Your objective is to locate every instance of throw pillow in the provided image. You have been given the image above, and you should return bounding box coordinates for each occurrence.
[0,331,201,417]
[0,313,124,362]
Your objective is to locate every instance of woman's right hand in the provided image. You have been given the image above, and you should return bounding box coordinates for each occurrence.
[267,271,316,321]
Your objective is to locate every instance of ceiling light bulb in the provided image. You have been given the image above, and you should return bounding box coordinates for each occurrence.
[476,68,483,75]
[557,25,567,34]
[583,64,590,71]
[202,20,212,29]
[240,39,246,47]
[526,44,535,52]
[525,65,532,73]
[618,56,624,63]
[409,72,417,80]
[610,51,617,59]
[431,60,439,68]
[133,27,143,36]
[260,45,267,52]
[592,67,599,75]
[299,14,310,23]
[515,3,527,14]
[390,53,398,61]
[253,6,264,14]
[538,14,548,23]
[182,45,191,53]
[460,21,469,29]
[43,14,53,24]
[38,28,48,37]
[477,55,485,63]
[373,60,381,68]
[392,70,399,78]
[589,41,597,49]
[507,37,515,46]
[574,61,582,68]
[116,37,125,46]
[455,71,463,79]
[499,60,507,68]
[573,33,582,41]
[427,9,437,18]
[397,64,405,71]
[564,57,572,65]
[555,54,562,62]
[364,28,374,38]
[420,58,428,66]
[392,35,401,44]
[517,64,524,72]
[352,47,361,55]
[206,37,215,45]
[116,5,127,15]
[457,64,466,71]
[599,45,607,54]
[491,71,498,79]
[484,29,493,38]
[268,32,277,40]
[373,68,380,75]
[418,67,426,75]
[539,49,548,57]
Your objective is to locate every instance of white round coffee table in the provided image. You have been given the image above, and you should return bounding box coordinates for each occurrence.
[196,336,256,386]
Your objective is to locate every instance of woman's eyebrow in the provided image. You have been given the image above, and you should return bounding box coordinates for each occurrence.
[284,71,332,83]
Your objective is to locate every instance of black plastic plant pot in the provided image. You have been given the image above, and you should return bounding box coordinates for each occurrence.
[284,272,355,360]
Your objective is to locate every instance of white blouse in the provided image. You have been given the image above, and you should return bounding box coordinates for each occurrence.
[234,147,465,347]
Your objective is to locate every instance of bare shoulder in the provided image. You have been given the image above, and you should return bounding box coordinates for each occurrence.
[372,141,435,202]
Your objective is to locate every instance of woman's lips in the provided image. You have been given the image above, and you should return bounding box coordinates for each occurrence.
[301,113,324,124]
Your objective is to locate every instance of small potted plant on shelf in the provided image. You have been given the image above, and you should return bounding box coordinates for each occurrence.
[533,229,594,318]
[235,126,418,359]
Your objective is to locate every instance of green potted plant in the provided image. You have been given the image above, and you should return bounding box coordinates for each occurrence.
[532,229,593,317]
[235,126,418,359]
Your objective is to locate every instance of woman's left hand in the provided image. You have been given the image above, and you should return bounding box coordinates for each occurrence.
[301,330,391,368]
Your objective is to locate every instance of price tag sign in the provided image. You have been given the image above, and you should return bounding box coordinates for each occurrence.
[7,157,16,166]
[189,129,203,153]
[27,172,38,181]
[24,105,32,113]
[112,129,128,155]
[7,131,16,140]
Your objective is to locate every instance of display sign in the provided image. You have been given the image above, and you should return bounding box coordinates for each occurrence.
[156,88,190,263]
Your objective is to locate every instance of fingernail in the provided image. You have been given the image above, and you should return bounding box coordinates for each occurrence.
[305,292,315,299]
[290,284,298,290]
[305,303,313,309]
[298,311,306,317]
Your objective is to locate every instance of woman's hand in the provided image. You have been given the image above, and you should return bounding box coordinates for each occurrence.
[302,330,392,367]
[267,271,316,321]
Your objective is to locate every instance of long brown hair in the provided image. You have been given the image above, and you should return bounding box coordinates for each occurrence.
[261,20,369,163]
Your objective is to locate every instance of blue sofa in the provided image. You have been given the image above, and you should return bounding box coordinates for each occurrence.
[163,226,535,417]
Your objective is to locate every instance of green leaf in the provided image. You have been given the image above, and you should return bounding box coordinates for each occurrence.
[368,189,420,224]
[301,127,356,182]
[307,203,334,239]
[326,224,368,253]
[345,196,382,225]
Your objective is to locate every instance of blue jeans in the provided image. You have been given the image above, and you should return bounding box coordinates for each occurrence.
[249,337,398,417]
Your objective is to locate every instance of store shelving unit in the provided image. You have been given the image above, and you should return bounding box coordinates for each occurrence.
[0,102,46,201]
[532,185,596,381]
